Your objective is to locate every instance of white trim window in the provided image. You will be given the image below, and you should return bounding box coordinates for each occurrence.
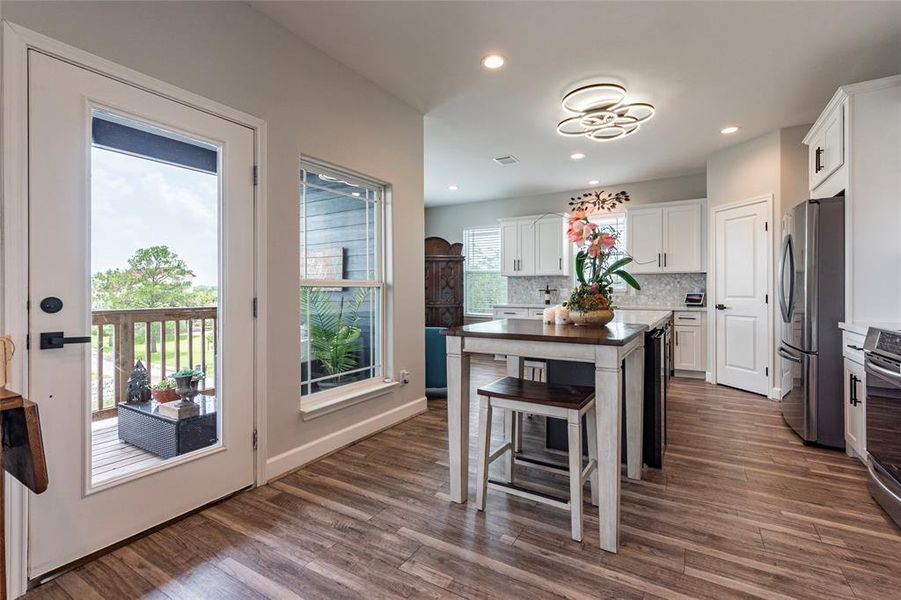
[299,159,386,402]
[587,211,628,290]
[463,227,507,315]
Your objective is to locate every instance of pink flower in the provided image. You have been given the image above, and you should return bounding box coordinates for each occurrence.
[600,233,616,249]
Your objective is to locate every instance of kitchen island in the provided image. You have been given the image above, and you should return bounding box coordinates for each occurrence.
[442,318,646,553]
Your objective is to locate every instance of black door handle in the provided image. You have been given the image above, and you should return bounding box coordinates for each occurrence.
[40,331,91,350]
[715,304,728,310]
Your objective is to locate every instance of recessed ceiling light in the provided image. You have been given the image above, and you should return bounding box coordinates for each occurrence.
[448,184,459,191]
[481,54,505,70]
[570,152,586,160]
[588,180,599,185]
[720,126,740,134]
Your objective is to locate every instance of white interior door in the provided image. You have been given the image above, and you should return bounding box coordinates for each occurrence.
[714,200,770,395]
[27,50,255,576]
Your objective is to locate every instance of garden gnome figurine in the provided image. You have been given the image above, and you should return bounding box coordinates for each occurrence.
[126,360,151,403]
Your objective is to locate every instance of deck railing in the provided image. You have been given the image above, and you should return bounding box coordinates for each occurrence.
[92,306,217,420]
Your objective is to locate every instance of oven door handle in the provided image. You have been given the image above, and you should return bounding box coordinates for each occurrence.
[868,461,901,504]
[865,360,901,384]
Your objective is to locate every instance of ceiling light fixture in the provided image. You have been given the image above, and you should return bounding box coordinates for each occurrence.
[720,125,740,134]
[588,180,599,185]
[481,54,505,70]
[556,82,655,142]
[448,184,459,191]
[570,152,586,160]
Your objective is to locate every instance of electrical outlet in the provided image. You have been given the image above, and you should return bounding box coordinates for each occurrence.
[399,370,411,384]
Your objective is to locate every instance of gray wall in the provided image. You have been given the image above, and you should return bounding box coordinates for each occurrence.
[2,1,425,470]
[705,125,810,397]
[425,173,707,244]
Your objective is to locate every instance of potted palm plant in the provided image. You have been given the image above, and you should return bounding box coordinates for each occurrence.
[302,288,367,389]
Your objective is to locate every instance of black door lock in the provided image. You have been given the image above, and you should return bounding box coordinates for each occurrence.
[39,297,64,313]
[39,331,91,350]
[715,304,728,310]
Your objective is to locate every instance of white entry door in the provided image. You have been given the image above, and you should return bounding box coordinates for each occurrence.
[714,200,770,395]
[27,51,255,576]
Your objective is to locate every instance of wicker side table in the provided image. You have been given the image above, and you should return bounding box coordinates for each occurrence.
[117,395,218,459]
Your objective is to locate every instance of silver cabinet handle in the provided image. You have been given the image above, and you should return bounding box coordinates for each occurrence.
[559,257,562,270]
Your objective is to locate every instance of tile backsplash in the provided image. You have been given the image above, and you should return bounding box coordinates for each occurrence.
[506,273,706,307]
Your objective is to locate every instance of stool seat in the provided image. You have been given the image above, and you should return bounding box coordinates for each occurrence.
[475,377,599,543]
[477,376,594,409]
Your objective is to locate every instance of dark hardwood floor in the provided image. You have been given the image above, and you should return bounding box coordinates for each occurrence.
[25,356,901,599]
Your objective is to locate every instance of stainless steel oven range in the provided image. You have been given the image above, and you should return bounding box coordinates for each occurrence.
[863,327,901,528]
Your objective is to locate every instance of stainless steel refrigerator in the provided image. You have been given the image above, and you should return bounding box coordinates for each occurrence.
[778,197,845,448]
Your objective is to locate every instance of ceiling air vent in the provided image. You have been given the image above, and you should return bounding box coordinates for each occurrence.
[493,155,519,166]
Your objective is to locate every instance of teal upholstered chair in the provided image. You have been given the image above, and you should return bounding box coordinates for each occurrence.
[425,327,447,395]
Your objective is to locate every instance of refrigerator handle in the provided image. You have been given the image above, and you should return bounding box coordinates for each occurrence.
[778,347,802,363]
[778,234,795,324]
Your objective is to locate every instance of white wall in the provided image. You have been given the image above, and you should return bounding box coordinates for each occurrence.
[425,173,706,243]
[705,126,809,397]
[1,1,425,477]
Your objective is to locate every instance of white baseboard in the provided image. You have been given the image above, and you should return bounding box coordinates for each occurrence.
[769,387,782,401]
[264,396,427,482]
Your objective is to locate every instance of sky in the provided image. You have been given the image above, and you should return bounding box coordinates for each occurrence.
[91,147,219,287]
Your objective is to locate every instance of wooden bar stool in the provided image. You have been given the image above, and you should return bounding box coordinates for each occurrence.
[475,376,598,542]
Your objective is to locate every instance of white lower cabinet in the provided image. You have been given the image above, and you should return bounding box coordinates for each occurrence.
[843,356,866,460]
[673,311,707,376]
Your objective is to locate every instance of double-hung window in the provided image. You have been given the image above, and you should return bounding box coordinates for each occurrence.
[300,160,385,400]
[587,212,628,290]
[463,227,507,315]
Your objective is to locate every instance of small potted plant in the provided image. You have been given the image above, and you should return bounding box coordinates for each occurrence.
[172,367,203,403]
[149,378,178,403]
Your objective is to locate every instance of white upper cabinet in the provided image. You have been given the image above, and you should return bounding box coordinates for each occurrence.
[662,202,703,272]
[807,101,845,191]
[626,208,663,274]
[499,214,569,277]
[626,199,706,274]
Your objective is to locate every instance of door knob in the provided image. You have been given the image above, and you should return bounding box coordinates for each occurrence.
[39,331,91,350]
[715,304,728,310]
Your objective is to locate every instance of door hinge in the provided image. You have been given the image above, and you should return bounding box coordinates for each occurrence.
[25,333,30,350]
[252,297,258,318]
[765,293,769,304]
[252,165,258,186]
[252,428,258,450]
[765,221,769,231]
[765,367,769,376]
[26,299,31,311]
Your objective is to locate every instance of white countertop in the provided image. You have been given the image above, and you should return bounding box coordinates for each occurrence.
[839,321,901,336]
[612,310,672,330]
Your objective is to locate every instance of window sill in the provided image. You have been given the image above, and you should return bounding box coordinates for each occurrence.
[300,378,400,421]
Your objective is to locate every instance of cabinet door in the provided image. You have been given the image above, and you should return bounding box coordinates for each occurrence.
[627,208,662,274]
[517,221,536,275]
[843,358,866,459]
[809,105,844,190]
[663,203,702,272]
[500,221,520,276]
[535,217,565,275]
[674,325,702,371]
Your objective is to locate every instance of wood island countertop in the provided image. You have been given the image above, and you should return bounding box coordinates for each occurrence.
[442,318,647,346]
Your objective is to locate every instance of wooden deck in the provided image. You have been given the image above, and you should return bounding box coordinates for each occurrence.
[28,355,901,599]
[91,418,163,485]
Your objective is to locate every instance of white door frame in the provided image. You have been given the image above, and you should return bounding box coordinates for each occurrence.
[706,194,775,398]
[1,21,268,596]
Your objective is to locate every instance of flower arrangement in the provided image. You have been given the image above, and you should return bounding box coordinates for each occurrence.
[564,191,641,325]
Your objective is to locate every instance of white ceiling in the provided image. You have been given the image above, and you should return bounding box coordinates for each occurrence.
[251,1,901,206]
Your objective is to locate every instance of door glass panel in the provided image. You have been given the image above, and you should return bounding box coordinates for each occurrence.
[90,109,221,487]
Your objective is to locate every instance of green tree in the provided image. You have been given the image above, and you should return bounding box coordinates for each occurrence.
[92,245,195,309]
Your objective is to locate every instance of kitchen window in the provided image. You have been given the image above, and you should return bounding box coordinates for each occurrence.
[299,160,387,408]
[463,227,507,315]
[588,212,628,290]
